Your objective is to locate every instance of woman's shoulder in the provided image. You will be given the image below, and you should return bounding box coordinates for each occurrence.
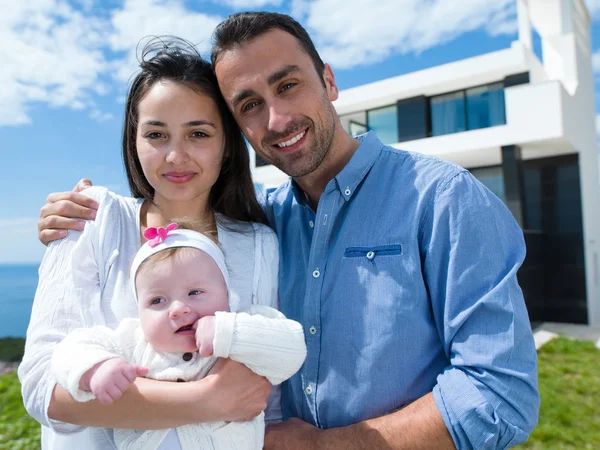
[82,187,141,220]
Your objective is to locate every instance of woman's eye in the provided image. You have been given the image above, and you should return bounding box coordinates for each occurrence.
[192,131,208,138]
[150,297,165,305]
[189,290,203,296]
[145,132,164,139]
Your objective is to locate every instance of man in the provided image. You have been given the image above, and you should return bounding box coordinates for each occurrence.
[38,12,539,449]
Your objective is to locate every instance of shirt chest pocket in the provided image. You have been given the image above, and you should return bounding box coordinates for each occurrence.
[337,243,416,312]
[344,244,402,260]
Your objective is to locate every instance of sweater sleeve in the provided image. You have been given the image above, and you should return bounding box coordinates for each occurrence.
[212,305,307,386]
[18,187,121,434]
[51,319,142,402]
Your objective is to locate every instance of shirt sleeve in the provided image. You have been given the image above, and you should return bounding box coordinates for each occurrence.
[421,171,540,450]
[18,187,117,434]
[51,319,141,402]
[212,305,307,386]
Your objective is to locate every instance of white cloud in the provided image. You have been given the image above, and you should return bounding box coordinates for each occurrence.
[0,0,112,126]
[108,0,222,84]
[90,109,114,122]
[216,0,283,8]
[592,50,600,74]
[299,0,517,69]
[584,0,600,17]
[0,0,222,127]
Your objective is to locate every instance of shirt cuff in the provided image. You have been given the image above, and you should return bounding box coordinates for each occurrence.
[433,367,515,450]
[213,311,236,358]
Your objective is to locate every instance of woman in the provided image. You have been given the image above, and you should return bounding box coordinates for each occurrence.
[19,37,278,449]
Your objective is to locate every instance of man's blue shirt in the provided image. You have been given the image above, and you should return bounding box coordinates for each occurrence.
[262,132,539,449]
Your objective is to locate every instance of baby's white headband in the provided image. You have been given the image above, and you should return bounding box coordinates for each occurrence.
[130,224,230,300]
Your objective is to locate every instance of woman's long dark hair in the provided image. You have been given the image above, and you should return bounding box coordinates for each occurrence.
[122,36,267,226]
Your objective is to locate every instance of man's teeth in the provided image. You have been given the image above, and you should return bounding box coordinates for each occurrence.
[277,131,305,148]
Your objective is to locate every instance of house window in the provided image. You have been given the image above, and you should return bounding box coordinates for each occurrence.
[466,83,506,130]
[367,105,398,145]
[397,96,429,142]
[349,120,367,137]
[470,166,505,202]
[430,91,466,136]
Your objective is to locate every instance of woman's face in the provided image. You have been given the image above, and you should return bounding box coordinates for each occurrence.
[136,80,226,212]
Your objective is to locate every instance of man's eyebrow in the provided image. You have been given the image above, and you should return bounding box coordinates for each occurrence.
[267,65,300,86]
[232,65,301,108]
[233,89,256,109]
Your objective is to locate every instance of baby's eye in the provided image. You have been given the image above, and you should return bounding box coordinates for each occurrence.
[150,297,165,305]
[189,290,204,296]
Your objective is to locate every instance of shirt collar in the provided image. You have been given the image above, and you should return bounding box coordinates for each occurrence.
[334,131,384,202]
[290,131,384,205]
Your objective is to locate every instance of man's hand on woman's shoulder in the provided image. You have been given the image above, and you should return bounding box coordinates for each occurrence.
[38,178,99,245]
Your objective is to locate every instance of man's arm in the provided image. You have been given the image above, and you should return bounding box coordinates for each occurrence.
[38,178,98,245]
[49,358,272,429]
[264,393,454,450]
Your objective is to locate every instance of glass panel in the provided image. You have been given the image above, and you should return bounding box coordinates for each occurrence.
[523,167,542,231]
[397,96,428,142]
[466,83,506,130]
[430,91,465,136]
[470,166,505,202]
[349,121,367,137]
[367,105,398,145]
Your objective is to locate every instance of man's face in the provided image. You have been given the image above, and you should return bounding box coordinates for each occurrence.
[214,29,339,178]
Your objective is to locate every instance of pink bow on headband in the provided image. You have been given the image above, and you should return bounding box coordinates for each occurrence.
[144,223,178,247]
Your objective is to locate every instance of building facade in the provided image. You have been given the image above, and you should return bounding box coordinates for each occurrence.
[251,0,600,327]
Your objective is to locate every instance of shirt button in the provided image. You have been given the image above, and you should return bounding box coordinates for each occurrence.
[182,352,193,361]
[344,188,351,196]
[366,251,375,260]
[312,269,320,278]
[309,326,317,335]
[309,220,314,228]
[305,385,313,395]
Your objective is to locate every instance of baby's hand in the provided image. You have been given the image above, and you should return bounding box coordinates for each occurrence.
[80,358,148,405]
[195,316,216,357]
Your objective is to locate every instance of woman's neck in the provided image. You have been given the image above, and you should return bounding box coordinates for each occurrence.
[140,199,215,231]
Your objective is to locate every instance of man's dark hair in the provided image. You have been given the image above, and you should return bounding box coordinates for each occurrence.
[123,36,267,226]
[211,12,325,85]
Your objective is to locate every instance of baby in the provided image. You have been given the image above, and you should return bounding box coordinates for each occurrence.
[52,223,307,450]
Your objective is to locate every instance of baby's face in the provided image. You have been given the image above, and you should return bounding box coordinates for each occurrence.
[136,248,229,353]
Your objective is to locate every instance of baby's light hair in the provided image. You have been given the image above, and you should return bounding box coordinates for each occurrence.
[136,218,218,275]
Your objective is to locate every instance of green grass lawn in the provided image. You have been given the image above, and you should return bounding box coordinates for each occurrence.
[0,371,40,450]
[515,337,600,450]
[0,336,598,449]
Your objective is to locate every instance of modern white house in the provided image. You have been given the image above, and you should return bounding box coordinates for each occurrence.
[251,0,600,327]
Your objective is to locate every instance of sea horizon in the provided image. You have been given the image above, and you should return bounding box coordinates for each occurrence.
[0,263,40,339]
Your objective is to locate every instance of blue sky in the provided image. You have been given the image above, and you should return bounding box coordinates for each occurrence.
[2,0,600,263]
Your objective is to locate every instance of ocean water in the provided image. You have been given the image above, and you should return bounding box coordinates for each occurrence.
[0,264,39,338]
